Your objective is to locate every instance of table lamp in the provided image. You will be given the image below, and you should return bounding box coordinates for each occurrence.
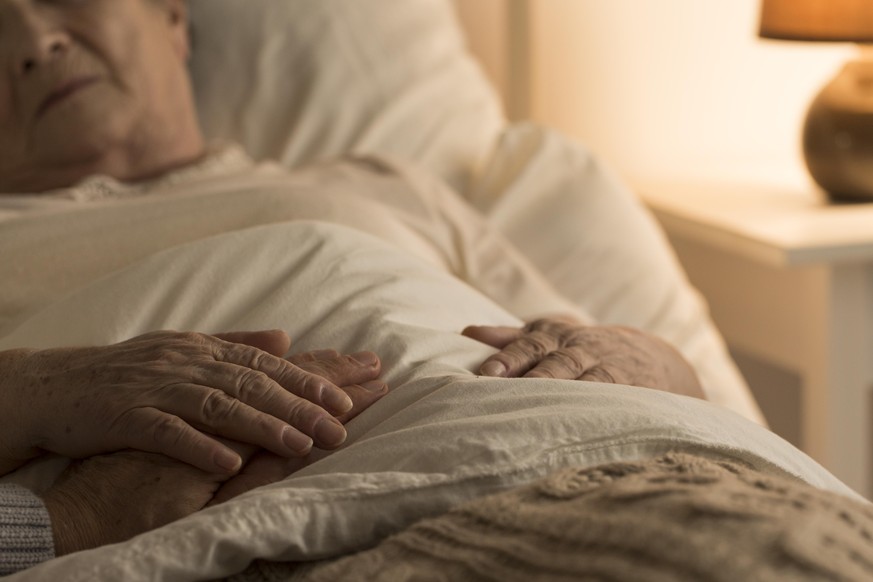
[760,0,873,202]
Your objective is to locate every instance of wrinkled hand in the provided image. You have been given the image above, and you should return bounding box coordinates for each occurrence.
[210,349,389,505]
[41,348,389,555]
[463,317,704,399]
[42,450,225,556]
[0,330,383,476]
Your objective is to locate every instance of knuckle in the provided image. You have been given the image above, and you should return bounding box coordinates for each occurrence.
[584,367,617,384]
[235,369,273,401]
[200,390,238,423]
[247,349,269,369]
[148,414,188,448]
[518,336,551,358]
[243,348,283,378]
[283,399,326,431]
[550,349,585,374]
[297,373,328,401]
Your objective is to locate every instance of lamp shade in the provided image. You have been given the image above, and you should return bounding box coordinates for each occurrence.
[759,0,873,42]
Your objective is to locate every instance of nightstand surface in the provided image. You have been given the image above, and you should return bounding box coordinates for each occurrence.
[640,180,873,267]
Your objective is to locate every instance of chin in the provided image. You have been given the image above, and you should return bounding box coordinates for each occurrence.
[33,107,136,171]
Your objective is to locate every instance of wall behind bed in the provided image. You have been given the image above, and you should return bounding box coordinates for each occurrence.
[457,0,853,187]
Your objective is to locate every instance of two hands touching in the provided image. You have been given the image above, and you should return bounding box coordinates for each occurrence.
[3,316,702,556]
[463,316,705,400]
[0,330,388,555]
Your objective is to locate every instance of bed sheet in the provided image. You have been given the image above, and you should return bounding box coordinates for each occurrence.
[1,221,859,581]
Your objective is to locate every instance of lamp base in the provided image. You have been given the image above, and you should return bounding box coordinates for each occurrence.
[803,55,873,203]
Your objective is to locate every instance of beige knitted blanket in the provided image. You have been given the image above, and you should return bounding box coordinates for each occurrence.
[230,453,873,581]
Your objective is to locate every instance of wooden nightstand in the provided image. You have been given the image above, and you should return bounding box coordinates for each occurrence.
[638,177,873,498]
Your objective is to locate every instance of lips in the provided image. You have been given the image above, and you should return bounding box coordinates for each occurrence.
[36,76,101,119]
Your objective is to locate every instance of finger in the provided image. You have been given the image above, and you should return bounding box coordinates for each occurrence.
[477,330,561,377]
[116,407,245,475]
[579,367,618,384]
[286,349,341,366]
[146,383,318,456]
[524,347,597,380]
[461,325,524,349]
[334,381,389,424]
[212,437,259,466]
[187,356,368,427]
[212,330,291,358]
[210,340,354,415]
[208,451,308,506]
[187,367,351,450]
[292,352,382,388]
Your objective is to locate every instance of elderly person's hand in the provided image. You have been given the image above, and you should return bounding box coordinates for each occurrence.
[208,348,389,505]
[0,330,384,477]
[40,348,388,556]
[42,451,223,556]
[463,317,704,399]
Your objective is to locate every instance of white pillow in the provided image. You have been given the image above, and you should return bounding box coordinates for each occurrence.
[188,0,504,193]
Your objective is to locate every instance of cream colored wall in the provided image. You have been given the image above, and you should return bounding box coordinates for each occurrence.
[526,0,854,185]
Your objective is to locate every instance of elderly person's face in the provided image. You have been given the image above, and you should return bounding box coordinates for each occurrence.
[0,0,203,192]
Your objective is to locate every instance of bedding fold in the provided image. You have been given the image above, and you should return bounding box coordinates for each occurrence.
[1,222,858,582]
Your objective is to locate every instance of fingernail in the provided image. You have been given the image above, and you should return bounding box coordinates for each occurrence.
[215,449,242,473]
[361,380,388,393]
[481,361,507,377]
[282,426,314,455]
[315,418,347,448]
[324,387,354,414]
[351,351,378,366]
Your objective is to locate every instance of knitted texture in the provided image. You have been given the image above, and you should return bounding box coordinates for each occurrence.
[234,453,873,582]
[0,484,55,576]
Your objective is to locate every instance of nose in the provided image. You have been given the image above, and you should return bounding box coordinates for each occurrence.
[19,38,67,76]
[3,6,70,77]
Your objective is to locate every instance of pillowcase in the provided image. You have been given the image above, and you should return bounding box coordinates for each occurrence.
[187,0,504,193]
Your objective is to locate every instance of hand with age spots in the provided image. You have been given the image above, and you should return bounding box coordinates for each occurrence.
[0,329,382,477]
[463,316,705,399]
[39,346,388,556]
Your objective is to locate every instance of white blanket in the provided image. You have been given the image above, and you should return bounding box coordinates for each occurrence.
[0,153,583,336]
[0,150,761,421]
[1,221,860,581]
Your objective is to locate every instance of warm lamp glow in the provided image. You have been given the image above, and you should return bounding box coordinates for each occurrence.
[760,0,873,42]
[759,0,873,202]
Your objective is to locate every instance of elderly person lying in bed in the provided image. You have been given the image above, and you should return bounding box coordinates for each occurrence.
[0,0,707,573]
